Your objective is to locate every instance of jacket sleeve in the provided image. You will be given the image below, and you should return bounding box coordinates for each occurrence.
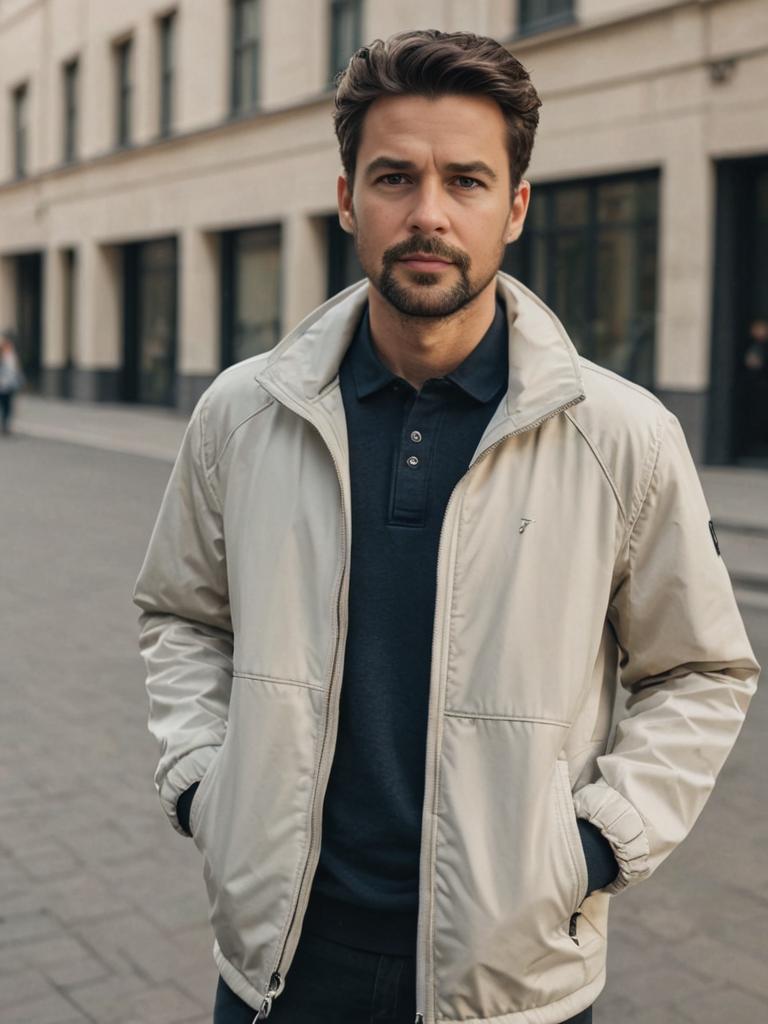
[573,410,760,894]
[133,393,232,836]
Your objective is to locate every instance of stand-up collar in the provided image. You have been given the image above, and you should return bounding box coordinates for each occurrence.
[254,272,586,433]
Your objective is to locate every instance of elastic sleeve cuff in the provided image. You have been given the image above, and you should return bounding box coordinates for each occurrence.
[573,780,651,894]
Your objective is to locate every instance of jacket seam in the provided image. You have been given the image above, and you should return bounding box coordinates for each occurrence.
[232,670,324,692]
[578,359,665,405]
[444,710,570,727]
[563,411,627,523]
[197,397,224,516]
[210,395,275,474]
[625,412,668,560]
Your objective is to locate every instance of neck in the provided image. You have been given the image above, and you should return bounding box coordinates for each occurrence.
[367,280,498,390]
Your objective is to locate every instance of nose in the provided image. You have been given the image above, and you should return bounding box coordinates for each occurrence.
[406,180,450,235]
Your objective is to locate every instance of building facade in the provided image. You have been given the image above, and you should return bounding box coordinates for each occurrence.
[1,0,766,464]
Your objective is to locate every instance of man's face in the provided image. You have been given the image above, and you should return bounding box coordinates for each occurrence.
[337,93,530,319]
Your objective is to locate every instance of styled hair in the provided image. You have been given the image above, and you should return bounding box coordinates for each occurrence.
[333,30,542,193]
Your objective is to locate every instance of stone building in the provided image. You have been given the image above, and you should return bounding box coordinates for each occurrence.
[1,0,766,464]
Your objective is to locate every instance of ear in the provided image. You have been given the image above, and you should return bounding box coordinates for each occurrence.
[337,174,355,236]
[504,179,531,245]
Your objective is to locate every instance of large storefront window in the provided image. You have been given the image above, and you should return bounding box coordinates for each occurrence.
[122,238,177,406]
[221,225,281,367]
[504,172,659,389]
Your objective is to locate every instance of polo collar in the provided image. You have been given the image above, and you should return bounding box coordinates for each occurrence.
[349,300,507,403]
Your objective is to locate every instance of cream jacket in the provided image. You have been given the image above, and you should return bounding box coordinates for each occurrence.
[134,273,759,1023]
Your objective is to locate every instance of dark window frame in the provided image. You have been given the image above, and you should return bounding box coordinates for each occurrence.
[220,224,282,369]
[12,82,29,178]
[159,10,176,138]
[518,0,575,37]
[504,169,660,389]
[329,0,362,84]
[115,37,134,148]
[230,0,260,115]
[62,57,79,163]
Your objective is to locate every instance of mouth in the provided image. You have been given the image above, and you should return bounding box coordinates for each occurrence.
[398,255,454,272]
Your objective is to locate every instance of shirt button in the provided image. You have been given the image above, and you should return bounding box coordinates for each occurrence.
[406,455,419,468]
[410,430,422,443]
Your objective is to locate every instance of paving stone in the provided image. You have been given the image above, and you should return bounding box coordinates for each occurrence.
[669,932,768,1002]
[0,993,88,1024]
[0,911,65,947]
[121,983,206,1023]
[674,985,768,1024]
[0,968,57,1009]
[65,973,153,1021]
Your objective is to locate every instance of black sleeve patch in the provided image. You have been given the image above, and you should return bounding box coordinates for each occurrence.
[709,519,721,557]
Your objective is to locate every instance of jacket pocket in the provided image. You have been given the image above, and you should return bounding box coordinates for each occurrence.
[189,744,225,847]
[554,759,589,919]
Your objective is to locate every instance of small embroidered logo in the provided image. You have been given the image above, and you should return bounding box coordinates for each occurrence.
[519,518,534,534]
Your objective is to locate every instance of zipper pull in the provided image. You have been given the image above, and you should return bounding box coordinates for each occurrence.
[415,1014,425,1023]
[254,972,282,1020]
[568,912,581,946]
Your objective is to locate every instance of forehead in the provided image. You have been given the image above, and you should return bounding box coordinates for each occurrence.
[358,93,508,168]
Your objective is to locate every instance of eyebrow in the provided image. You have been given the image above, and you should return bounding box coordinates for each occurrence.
[364,156,499,182]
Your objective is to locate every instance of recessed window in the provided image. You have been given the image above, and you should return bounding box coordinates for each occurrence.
[12,83,28,178]
[221,226,281,367]
[115,38,133,147]
[329,0,362,83]
[231,0,260,115]
[518,0,574,36]
[503,172,660,390]
[159,11,176,137]
[63,58,79,163]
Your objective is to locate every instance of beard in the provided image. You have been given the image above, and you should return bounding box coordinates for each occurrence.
[354,231,506,320]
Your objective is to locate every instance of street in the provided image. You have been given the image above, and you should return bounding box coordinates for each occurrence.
[0,431,766,1024]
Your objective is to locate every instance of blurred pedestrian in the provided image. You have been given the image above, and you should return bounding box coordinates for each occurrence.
[0,328,24,435]
[134,29,760,1024]
[743,318,768,454]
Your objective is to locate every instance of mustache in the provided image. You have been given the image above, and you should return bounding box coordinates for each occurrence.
[383,236,470,272]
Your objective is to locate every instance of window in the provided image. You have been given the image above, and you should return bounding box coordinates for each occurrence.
[518,0,574,35]
[329,0,362,83]
[503,172,660,389]
[221,226,281,366]
[326,215,363,296]
[63,59,79,163]
[12,83,28,178]
[231,0,260,115]
[159,11,176,137]
[115,38,133,147]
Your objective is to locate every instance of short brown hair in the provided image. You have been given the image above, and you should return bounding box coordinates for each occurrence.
[333,30,542,193]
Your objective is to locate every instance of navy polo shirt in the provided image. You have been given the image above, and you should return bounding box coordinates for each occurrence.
[303,299,509,954]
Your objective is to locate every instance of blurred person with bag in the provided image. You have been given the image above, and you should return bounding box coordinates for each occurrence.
[134,30,760,1024]
[0,328,24,435]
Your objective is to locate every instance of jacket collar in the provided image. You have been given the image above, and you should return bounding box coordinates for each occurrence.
[254,271,586,435]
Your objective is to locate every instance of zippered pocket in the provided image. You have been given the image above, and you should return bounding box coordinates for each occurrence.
[554,759,589,925]
[189,744,226,844]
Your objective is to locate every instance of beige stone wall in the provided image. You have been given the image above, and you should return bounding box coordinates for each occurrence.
[0,0,766,401]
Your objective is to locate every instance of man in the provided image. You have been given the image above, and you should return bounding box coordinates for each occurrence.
[134,30,759,1024]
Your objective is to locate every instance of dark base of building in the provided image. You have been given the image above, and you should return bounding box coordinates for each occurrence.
[39,368,216,414]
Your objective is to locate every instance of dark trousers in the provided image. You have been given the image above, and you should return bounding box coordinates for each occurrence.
[213,930,593,1023]
[0,391,13,432]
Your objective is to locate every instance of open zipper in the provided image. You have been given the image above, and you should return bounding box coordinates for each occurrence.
[412,393,585,1023]
[251,374,584,1022]
[249,380,351,1021]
